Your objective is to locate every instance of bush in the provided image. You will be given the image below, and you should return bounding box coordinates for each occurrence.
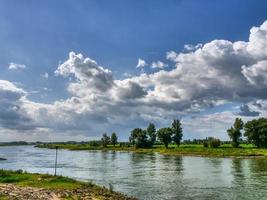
[88,140,101,147]
[209,138,221,148]
[203,141,208,148]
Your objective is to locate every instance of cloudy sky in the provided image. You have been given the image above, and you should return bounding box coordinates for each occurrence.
[1,0,267,142]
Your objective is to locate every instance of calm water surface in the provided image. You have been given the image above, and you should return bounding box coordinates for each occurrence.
[0,146,267,200]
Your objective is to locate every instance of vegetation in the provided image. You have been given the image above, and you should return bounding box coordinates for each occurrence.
[227,118,244,147]
[171,119,183,147]
[244,118,267,148]
[33,117,267,157]
[36,143,267,157]
[111,132,118,146]
[157,128,173,148]
[0,141,35,146]
[146,123,156,145]
[0,169,135,200]
[208,138,221,148]
[130,128,148,148]
[101,133,111,147]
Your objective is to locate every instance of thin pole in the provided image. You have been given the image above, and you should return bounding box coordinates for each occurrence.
[54,146,58,176]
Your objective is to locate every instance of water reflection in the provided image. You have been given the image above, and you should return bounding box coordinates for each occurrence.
[0,146,267,200]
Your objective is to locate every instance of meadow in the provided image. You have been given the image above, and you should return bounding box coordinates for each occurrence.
[36,143,267,157]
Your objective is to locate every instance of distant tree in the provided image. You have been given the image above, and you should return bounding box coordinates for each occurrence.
[147,123,156,145]
[171,119,183,147]
[227,118,244,148]
[89,140,101,147]
[111,132,118,146]
[130,128,148,148]
[209,138,221,148]
[101,133,110,147]
[203,140,208,148]
[129,135,135,146]
[157,128,173,148]
[244,118,267,148]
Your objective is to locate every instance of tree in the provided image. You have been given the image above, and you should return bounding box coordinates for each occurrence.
[244,118,267,148]
[130,128,148,148]
[227,118,244,148]
[101,133,110,147]
[111,132,118,146]
[146,123,156,145]
[157,128,172,148]
[171,119,183,147]
[209,138,221,148]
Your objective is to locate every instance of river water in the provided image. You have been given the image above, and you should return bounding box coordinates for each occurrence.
[0,145,267,200]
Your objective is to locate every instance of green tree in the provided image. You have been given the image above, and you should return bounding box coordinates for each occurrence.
[157,128,172,148]
[101,133,110,147]
[227,118,244,148]
[209,138,221,148]
[146,123,156,145]
[171,119,183,147]
[244,118,267,148]
[130,128,148,148]
[111,132,118,146]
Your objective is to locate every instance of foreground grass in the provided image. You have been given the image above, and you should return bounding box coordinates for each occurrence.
[36,143,267,157]
[0,169,135,200]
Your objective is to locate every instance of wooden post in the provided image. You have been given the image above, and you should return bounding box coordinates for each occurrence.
[54,146,58,176]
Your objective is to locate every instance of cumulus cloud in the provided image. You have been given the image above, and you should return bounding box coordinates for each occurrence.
[151,61,168,69]
[55,52,114,92]
[8,62,26,70]
[241,60,267,87]
[2,20,267,140]
[136,58,147,68]
[0,80,33,130]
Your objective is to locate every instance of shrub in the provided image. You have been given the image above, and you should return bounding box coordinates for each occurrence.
[203,141,208,148]
[209,138,221,148]
[88,140,101,147]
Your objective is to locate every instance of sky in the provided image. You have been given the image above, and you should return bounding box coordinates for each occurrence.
[1,0,267,142]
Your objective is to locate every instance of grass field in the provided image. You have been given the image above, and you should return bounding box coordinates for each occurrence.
[0,169,82,190]
[36,143,267,157]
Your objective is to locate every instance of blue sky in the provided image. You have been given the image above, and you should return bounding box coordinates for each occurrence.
[1,0,267,141]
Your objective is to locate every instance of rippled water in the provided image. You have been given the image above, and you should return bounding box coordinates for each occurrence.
[0,146,267,200]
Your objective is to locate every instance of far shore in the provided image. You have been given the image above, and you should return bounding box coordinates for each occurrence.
[36,143,267,158]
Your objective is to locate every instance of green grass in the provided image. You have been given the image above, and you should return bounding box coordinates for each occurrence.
[0,169,135,200]
[0,169,83,189]
[0,196,8,200]
[36,143,267,157]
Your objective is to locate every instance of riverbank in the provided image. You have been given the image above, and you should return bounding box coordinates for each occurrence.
[36,143,267,157]
[0,170,136,200]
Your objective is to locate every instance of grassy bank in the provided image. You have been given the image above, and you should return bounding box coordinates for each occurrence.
[36,143,267,157]
[0,169,136,200]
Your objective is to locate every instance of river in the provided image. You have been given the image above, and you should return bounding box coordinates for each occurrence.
[0,145,267,200]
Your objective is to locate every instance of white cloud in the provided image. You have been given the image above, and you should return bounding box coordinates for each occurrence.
[2,20,267,141]
[8,62,26,70]
[136,58,147,68]
[184,43,203,51]
[41,73,49,79]
[241,60,267,87]
[151,61,168,69]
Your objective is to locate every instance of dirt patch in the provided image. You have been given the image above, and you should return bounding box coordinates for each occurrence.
[0,184,137,200]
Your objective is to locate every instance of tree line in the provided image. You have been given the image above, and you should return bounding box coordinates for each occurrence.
[228,117,267,148]
[101,117,267,149]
